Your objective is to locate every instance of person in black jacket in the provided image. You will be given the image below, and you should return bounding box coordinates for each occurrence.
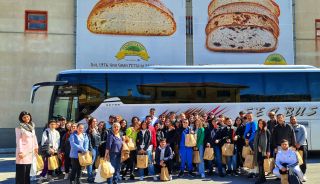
[154,122,164,146]
[155,138,174,180]
[253,119,271,184]
[87,117,101,183]
[60,122,76,180]
[234,117,245,173]
[272,114,296,153]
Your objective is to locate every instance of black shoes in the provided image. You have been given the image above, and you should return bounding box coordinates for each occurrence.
[129,174,135,180]
[188,171,196,177]
[178,171,184,177]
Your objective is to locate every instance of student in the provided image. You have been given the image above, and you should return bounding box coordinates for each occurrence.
[60,121,75,180]
[15,111,38,184]
[87,118,101,183]
[194,119,206,178]
[38,120,60,183]
[155,138,174,180]
[69,124,89,184]
[178,119,195,177]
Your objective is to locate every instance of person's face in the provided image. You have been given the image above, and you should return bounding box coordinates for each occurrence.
[121,121,127,128]
[66,123,71,130]
[281,141,289,150]
[22,115,31,123]
[109,117,115,123]
[116,116,121,122]
[170,114,176,120]
[113,125,120,133]
[134,122,141,130]
[150,109,155,116]
[98,123,104,129]
[239,113,245,118]
[154,124,159,130]
[133,118,138,124]
[211,119,217,126]
[236,118,241,125]
[146,117,152,124]
[194,114,199,120]
[91,119,97,128]
[60,120,66,126]
[71,124,77,132]
[141,123,147,130]
[258,121,263,129]
[277,115,285,124]
[182,120,189,128]
[202,114,207,121]
[49,122,57,129]
[77,125,84,133]
[246,114,253,122]
[290,117,297,125]
[160,115,166,122]
[165,119,170,127]
[160,141,166,148]
[56,122,61,128]
[180,114,186,120]
[225,119,232,126]
[195,120,200,127]
[268,113,275,120]
[189,116,194,122]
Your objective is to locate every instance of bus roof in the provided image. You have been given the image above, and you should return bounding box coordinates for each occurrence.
[58,65,320,74]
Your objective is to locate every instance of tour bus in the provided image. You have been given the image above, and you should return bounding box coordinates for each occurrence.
[31,65,320,150]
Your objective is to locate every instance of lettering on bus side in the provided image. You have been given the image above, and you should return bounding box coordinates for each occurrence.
[246,106,318,118]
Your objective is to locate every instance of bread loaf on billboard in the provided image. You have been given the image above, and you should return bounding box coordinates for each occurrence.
[206,13,278,52]
[87,0,176,36]
[208,0,280,17]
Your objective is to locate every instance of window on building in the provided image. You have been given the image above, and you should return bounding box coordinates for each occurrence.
[316,19,320,38]
[25,10,48,32]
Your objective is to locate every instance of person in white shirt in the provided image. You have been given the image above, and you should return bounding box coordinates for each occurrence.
[273,139,303,181]
[38,120,61,183]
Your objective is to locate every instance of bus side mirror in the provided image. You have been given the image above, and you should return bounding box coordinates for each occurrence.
[30,81,68,103]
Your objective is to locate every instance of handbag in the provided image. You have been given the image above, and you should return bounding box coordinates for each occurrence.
[160,167,170,181]
[185,134,197,147]
[48,155,59,170]
[136,154,149,169]
[192,150,201,164]
[78,151,93,166]
[100,160,115,179]
[263,158,275,173]
[242,146,252,158]
[203,147,214,160]
[222,143,234,156]
[36,154,44,171]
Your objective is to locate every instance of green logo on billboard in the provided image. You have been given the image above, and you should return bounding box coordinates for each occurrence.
[264,54,287,65]
[115,41,150,61]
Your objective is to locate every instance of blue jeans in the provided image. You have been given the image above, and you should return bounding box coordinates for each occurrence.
[107,152,121,184]
[226,147,237,171]
[179,146,193,172]
[139,150,155,177]
[214,146,223,174]
[87,147,97,180]
[198,145,205,175]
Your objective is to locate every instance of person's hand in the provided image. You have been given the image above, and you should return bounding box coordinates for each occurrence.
[291,147,296,151]
[160,160,164,166]
[34,148,38,155]
[296,144,301,149]
[274,148,278,154]
[281,167,287,172]
[206,143,211,148]
[266,152,270,158]
[18,152,23,159]
[245,139,249,145]
[233,136,238,141]
[226,139,231,143]
[215,140,220,144]
[190,131,195,134]
[104,150,110,160]
[49,148,55,155]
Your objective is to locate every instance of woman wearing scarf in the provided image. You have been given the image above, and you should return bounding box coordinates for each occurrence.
[15,111,38,184]
[253,119,271,184]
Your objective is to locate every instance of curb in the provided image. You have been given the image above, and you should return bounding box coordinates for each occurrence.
[0,148,15,154]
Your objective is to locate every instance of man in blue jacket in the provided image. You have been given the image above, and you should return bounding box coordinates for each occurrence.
[243,112,258,149]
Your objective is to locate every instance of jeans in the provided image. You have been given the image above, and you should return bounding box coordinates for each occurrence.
[179,146,193,172]
[139,150,155,177]
[107,152,121,184]
[214,145,223,174]
[227,153,237,171]
[198,145,205,175]
[86,147,97,180]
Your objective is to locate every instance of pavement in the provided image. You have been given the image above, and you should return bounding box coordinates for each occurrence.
[1,153,319,184]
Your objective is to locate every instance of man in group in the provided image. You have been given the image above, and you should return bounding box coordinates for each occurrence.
[149,108,158,126]
[267,111,277,134]
[290,116,308,181]
[56,116,67,139]
[238,111,246,121]
[272,114,296,153]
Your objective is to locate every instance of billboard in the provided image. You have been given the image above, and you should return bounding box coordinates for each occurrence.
[76,0,186,69]
[193,0,294,65]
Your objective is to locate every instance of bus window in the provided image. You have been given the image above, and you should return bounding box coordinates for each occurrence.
[308,73,320,101]
[52,85,78,120]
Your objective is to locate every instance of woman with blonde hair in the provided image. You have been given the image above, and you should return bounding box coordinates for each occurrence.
[194,119,206,178]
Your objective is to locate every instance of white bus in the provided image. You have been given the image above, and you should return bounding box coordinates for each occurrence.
[31,65,320,150]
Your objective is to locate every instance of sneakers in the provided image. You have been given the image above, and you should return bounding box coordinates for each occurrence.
[302,176,307,182]
[153,176,158,181]
[64,173,69,180]
[37,177,44,184]
[178,171,184,177]
[139,176,144,181]
[170,175,173,181]
[188,171,196,177]
[233,170,239,176]
[30,176,37,181]
[201,173,205,178]
[47,175,54,183]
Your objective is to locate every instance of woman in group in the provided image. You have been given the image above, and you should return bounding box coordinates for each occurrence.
[105,122,123,184]
[122,118,140,180]
[234,117,245,174]
[15,111,38,184]
[154,122,164,146]
[87,117,101,183]
[136,121,156,181]
[38,119,60,183]
[60,121,75,180]
[69,124,89,184]
[97,121,107,142]
[119,119,127,136]
[253,119,271,184]
[194,119,206,178]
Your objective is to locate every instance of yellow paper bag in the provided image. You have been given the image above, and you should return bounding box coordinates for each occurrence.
[185,134,197,147]
[263,158,275,173]
[78,151,93,166]
[222,156,227,165]
[296,151,303,165]
[242,146,252,159]
[100,160,114,179]
[160,167,170,181]
[244,155,254,169]
[203,147,214,160]
[281,174,289,184]
[36,154,44,171]
[127,138,136,151]
[121,150,130,163]
[222,143,234,156]
[48,155,59,170]
[193,150,201,164]
[137,154,148,169]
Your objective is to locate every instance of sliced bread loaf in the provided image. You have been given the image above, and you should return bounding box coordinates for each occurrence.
[208,0,280,17]
[206,12,279,37]
[209,2,279,24]
[87,0,176,36]
[206,26,278,52]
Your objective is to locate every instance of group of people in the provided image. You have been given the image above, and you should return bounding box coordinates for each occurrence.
[15,108,308,184]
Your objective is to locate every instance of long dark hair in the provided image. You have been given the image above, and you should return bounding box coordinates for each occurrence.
[233,117,243,127]
[18,111,32,123]
[258,119,267,132]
